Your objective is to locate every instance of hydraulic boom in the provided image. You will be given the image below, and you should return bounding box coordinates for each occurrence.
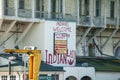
[4,49,42,80]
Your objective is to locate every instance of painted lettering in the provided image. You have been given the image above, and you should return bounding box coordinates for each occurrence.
[53,27,72,32]
[45,50,76,65]
[56,22,69,27]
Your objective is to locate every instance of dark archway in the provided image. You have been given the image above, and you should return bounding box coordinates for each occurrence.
[115,46,120,57]
[66,76,77,80]
[81,76,91,80]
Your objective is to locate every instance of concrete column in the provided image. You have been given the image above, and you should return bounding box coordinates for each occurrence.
[31,0,35,18]
[90,0,94,26]
[47,0,51,18]
[0,19,3,29]
[77,0,80,25]
[15,0,18,17]
[0,0,3,18]
[62,0,65,18]
[104,0,106,28]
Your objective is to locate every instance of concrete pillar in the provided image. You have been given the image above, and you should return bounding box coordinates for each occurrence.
[90,0,94,26]
[31,0,35,18]
[0,0,3,18]
[62,0,65,18]
[77,0,80,25]
[15,0,18,17]
[47,0,51,18]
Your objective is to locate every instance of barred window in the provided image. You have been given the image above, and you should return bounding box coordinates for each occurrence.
[10,75,16,80]
[19,0,24,9]
[110,1,115,18]
[1,75,8,80]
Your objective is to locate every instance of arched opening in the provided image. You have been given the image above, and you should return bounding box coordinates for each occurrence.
[88,43,95,57]
[81,76,91,80]
[66,76,77,80]
[115,46,120,57]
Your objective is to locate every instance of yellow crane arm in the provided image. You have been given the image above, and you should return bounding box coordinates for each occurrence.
[4,49,42,80]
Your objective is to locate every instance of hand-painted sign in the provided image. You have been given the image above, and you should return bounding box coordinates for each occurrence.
[54,33,67,54]
[44,21,76,66]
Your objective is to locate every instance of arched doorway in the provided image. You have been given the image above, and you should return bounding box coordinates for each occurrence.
[115,46,120,57]
[81,76,91,80]
[66,76,77,80]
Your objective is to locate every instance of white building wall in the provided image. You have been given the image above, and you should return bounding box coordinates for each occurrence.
[102,38,113,56]
[25,0,31,9]
[65,0,77,15]
[22,21,45,55]
[96,72,120,80]
[0,0,3,18]
[8,0,14,8]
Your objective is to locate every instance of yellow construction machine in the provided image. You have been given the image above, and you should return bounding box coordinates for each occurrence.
[4,49,42,80]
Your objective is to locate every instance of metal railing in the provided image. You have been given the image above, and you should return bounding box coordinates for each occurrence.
[93,16,105,27]
[18,9,32,18]
[106,17,117,25]
[4,7,15,16]
[63,13,77,21]
[35,11,48,19]
[79,15,91,26]
[50,12,63,20]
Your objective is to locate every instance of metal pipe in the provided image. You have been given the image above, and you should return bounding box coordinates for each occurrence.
[9,60,11,75]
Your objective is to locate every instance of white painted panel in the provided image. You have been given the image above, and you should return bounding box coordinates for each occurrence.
[44,21,76,66]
